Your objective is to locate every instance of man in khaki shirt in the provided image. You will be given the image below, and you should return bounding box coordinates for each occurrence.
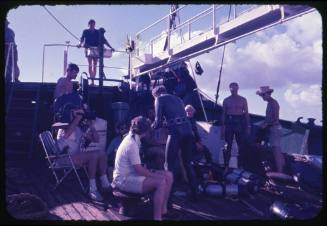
[221,82,251,169]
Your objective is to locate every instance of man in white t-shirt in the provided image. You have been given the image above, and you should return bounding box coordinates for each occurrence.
[112,116,173,221]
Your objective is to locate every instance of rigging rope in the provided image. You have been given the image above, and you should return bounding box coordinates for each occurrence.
[42,6,80,42]
[214,5,232,109]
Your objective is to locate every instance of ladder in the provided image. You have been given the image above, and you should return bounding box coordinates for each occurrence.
[5,83,41,160]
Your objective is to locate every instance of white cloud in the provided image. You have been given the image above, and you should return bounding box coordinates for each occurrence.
[284,11,322,47]
[192,10,322,95]
[284,84,321,107]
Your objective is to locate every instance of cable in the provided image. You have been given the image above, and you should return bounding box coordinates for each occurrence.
[42,6,80,41]
[214,5,232,110]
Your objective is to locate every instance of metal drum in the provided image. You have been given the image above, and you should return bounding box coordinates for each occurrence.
[224,184,239,196]
[86,47,112,58]
[201,182,224,196]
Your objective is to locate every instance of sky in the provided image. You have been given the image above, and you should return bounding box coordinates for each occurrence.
[6,4,323,125]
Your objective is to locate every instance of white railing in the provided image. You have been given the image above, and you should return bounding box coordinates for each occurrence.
[41,43,128,83]
[134,5,262,58]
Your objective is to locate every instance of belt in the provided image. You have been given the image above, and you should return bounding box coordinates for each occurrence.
[167,117,188,126]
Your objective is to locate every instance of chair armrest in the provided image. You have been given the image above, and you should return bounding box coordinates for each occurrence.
[52,122,69,130]
[46,153,71,160]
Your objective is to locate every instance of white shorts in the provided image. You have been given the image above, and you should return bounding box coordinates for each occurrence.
[113,175,146,194]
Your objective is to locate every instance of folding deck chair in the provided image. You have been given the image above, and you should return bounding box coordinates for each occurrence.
[39,130,89,193]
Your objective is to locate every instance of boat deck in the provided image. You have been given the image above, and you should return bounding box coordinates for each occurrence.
[5,159,321,222]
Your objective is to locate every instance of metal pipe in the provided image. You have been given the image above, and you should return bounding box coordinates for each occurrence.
[136,5,187,37]
[212,4,216,34]
[76,64,128,70]
[5,43,13,82]
[11,43,15,82]
[174,7,213,31]
[42,45,46,83]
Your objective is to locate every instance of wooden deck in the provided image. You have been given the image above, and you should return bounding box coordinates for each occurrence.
[4,159,322,222]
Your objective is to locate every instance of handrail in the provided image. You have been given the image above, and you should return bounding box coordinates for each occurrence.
[136,5,187,38]
[173,5,215,31]
[136,4,228,57]
[42,43,128,83]
[76,64,128,71]
[134,8,294,77]
[134,4,315,78]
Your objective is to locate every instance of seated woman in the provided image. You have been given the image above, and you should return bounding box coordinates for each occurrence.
[112,116,173,220]
[56,108,111,202]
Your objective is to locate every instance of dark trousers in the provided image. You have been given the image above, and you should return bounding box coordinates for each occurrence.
[224,115,247,168]
[166,130,198,195]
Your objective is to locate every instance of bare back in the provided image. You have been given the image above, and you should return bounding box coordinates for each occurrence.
[54,77,73,100]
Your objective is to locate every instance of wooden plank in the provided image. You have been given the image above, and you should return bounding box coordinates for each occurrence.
[28,164,73,220]
[59,185,98,221]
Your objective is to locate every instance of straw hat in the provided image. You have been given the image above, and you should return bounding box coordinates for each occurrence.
[256,86,274,96]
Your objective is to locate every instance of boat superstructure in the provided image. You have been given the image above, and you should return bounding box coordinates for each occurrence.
[4,4,323,221]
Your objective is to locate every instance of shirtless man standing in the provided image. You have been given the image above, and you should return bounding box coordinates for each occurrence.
[53,63,81,139]
[54,63,79,100]
[221,82,250,169]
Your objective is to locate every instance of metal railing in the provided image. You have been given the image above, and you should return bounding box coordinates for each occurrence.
[132,4,315,77]
[41,43,129,83]
[134,5,261,58]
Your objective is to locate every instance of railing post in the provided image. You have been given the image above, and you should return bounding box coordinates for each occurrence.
[212,4,216,35]
[167,23,171,55]
[280,5,285,21]
[234,5,237,19]
[188,23,191,40]
[150,40,153,56]
[42,45,46,83]
[63,41,70,75]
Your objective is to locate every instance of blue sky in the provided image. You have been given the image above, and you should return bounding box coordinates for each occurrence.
[6,4,322,125]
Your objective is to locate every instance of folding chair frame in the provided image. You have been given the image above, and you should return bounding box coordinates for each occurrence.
[39,131,89,193]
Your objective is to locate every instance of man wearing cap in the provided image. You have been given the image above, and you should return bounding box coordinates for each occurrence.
[256,86,285,173]
[152,85,199,201]
[221,82,251,169]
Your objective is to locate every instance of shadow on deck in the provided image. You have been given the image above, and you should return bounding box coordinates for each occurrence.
[4,159,321,222]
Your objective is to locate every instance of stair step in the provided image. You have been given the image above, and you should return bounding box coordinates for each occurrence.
[6,129,34,140]
[5,152,30,161]
[8,98,39,109]
[5,118,34,127]
[5,141,31,152]
[9,91,38,99]
[6,109,36,119]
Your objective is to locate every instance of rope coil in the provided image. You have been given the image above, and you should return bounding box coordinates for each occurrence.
[6,193,49,220]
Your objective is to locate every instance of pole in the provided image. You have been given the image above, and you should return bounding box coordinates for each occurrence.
[214,5,232,110]
[98,27,106,89]
[63,41,70,75]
